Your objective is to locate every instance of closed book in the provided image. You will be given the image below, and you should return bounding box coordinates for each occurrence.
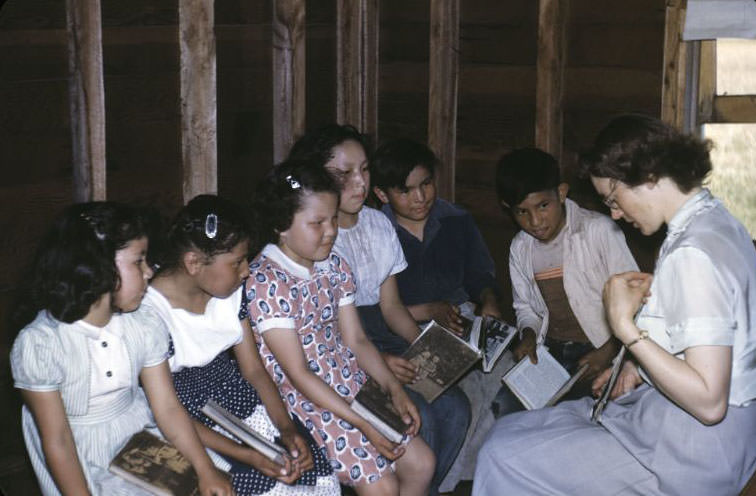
[201,399,287,466]
[350,378,406,443]
[109,430,200,496]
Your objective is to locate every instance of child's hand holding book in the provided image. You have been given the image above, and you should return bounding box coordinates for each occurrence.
[387,382,421,436]
[277,427,314,473]
[381,352,419,384]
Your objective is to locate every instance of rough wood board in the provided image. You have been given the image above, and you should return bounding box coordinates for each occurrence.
[179,0,217,201]
[272,0,305,163]
[66,0,107,201]
[535,0,568,162]
[428,0,460,202]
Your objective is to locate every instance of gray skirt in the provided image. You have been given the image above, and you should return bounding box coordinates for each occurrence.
[474,384,756,496]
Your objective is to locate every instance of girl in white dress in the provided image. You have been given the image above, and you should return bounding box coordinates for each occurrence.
[10,202,232,496]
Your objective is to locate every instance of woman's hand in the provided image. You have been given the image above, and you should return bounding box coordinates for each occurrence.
[388,384,421,436]
[197,466,234,496]
[279,428,314,473]
[381,353,418,384]
[591,360,643,399]
[603,272,653,344]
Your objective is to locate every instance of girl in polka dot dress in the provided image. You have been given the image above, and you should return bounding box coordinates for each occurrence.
[246,160,435,495]
[144,195,339,496]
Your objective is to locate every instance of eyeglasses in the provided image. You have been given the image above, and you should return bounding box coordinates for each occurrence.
[602,180,620,210]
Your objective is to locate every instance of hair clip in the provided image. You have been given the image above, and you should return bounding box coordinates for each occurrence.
[80,213,106,241]
[204,213,218,239]
[285,175,301,190]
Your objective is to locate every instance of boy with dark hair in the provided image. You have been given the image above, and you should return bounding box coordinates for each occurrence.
[496,147,638,400]
[371,138,504,492]
[372,138,500,331]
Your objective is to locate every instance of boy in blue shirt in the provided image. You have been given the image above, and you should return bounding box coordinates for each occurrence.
[371,138,504,492]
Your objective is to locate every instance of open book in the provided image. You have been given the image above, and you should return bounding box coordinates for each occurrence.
[109,430,200,496]
[502,345,589,410]
[466,315,518,372]
[200,399,288,466]
[350,378,407,443]
[404,317,517,403]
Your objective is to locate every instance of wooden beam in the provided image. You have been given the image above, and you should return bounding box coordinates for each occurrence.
[66,0,106,202]
[712,95,756,123]
[336,0,379,138]
[535,0,569,163]
[428,0,459,202]
[272,0,306,163]
[697,40,716,124]
[179,0,217,202]
[661,0,687,129]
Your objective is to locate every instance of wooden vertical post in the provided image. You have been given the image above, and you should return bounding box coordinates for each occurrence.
[179,0,217,202]
[697,40,716,125]
[272,0,306,163]
[336,0,379,138]
[661,0,687,129]
[66,0,107,202]
[428,0,459,202]
[535,0,568,164]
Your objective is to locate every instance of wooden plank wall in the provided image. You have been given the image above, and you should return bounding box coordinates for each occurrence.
[0,0,666,317]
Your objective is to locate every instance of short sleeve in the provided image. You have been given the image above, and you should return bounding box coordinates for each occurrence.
[333,254,356,306]
[387,224,408,277]
[10,326,64,392]
[133,307,171,367]
[246,264,300,333]
[659,246,736,349]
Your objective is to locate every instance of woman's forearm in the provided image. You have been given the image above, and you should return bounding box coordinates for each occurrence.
[621,323,731,424]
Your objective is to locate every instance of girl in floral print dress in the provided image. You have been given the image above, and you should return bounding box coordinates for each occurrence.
[245,159,435,495]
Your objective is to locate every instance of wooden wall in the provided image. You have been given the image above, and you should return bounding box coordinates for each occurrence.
[0,0,666,335]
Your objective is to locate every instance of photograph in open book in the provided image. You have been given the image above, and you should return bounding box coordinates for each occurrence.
[403,321,481,403]
[477,316,517,372]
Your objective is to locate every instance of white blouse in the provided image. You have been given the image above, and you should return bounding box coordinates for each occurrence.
[636,189,756,406]
[142,285,245,372]
[329,206,407,307]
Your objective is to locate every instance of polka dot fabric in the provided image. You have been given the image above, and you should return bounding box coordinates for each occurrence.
[246,250,400,486]
[169,343,336,495]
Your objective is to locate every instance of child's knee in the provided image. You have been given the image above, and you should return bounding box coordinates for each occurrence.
[354,471,399,496]
[404,438,436,480]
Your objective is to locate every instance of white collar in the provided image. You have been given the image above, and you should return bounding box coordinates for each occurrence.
[67,318,111,340]
[261,244,315,280]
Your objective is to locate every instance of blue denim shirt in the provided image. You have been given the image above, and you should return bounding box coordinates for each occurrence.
[381,198,498,307]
